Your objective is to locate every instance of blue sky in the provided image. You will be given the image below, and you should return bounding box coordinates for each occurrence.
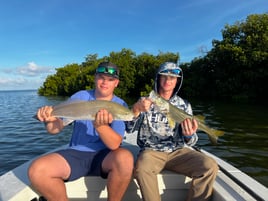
[0,0,267,90]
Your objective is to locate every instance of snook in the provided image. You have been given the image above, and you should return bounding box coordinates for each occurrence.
[51,100,135,121]
[149,91,224,144]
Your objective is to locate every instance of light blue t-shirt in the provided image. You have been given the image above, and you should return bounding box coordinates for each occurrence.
[66,89,128,152]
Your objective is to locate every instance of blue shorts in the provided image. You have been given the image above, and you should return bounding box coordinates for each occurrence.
[56,148,110,181]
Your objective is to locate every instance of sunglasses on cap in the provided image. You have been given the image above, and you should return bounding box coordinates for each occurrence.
[159,69,181,76]
[96,66,119,78]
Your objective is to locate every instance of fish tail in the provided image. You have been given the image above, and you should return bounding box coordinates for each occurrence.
[207,128,224,144]
[214,129,225,137]
[208,135,218,145]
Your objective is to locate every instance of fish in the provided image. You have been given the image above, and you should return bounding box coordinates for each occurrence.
[50,99,135,121]
[148,90,224,144]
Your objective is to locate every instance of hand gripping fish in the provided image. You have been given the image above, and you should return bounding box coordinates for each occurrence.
[149,91,224,144]
[50,100,135,121]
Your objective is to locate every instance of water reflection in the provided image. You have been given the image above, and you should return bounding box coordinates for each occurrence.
[191,100,268,187]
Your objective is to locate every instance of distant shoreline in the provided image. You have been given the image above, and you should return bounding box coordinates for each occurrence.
[0,89,37,92]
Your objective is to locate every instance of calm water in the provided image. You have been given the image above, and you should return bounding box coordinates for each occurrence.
[0,90,267,187]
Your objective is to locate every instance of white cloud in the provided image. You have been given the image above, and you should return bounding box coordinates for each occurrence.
[0,77,26,85]
[0,62,55,90]
[0,76,46,90]
[16,62,55,77]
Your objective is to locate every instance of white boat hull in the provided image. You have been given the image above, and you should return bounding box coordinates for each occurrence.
[1,141,267,201]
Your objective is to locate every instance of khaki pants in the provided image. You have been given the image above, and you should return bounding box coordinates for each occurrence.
[134,147,218,201]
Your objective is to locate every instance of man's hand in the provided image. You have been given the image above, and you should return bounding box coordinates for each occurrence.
[181,118,198,137]
[37,106,58,123]
[94,109,113,128]
[132,97,152,117]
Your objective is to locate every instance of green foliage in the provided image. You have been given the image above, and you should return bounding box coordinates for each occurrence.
[38,49,179,103]
[183,13,268,101]
[38,13,267,103]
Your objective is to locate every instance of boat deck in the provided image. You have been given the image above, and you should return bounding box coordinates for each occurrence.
[0,142,267,201]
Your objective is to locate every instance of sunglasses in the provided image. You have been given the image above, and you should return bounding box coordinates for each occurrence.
[96,66,119,77]
[160,69,181,75]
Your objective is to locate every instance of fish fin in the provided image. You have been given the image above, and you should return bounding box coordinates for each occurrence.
[194,115,206,123]
[207,128,224,144]
[167,114,176,129]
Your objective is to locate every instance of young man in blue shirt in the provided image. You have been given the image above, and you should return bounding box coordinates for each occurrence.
[28,62,134,201]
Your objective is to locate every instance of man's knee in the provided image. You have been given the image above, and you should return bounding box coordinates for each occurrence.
[28,160,43,184]
[115,148,134,164]
[211,158,219,175]
[134,159,157,180]
[27,163,35,181]
[110,148,134,174]
[203,157,219,177]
